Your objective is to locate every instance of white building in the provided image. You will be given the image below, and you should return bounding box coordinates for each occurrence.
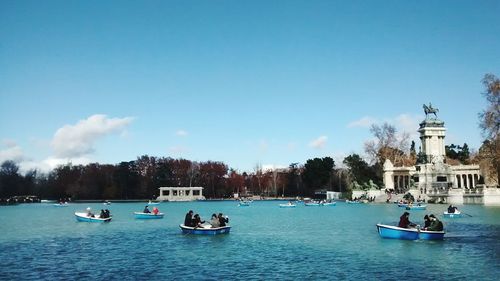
[157,187,205,201]
[383,104,500,205]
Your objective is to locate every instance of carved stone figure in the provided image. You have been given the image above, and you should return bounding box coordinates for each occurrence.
[423,103,439,118]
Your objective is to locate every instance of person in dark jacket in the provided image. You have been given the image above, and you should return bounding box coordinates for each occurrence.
[143,206,151,213]
[184,210,194,227]
[423,215,431,228]
[426,214,443,231]
[193,214,205,228]
[398,212,415,228]
[218,213,229,227]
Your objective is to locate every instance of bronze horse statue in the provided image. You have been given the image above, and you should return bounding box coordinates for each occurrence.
[423,103,439,118]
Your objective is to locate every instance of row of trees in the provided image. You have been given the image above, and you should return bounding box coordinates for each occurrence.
[1,74,498,200]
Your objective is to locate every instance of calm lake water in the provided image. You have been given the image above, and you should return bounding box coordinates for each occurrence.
[0,201,499,280]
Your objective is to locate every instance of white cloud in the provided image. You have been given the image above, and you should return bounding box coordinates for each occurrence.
[0,141,25,163]
[51,114,134,158]
[347,116,378,128]
[175,130,188,137]
[309,136,328,149]
[393,114,422,140]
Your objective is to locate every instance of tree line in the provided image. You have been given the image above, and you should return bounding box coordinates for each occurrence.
[1,73,497,200]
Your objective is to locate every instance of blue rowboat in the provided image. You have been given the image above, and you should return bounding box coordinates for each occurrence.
[397,203,409,207]
[179,224,231,235]
[376,224,445,240]
[238,202,250,207]
[75,212,112,223]
[347,200,361,204]
[418,229,445,240]
[443,211,463,218]
[134,212,164,219]
[147,201,160,205]
[405,205,427,210]
[376,224,419,240]
[279,203,296,208]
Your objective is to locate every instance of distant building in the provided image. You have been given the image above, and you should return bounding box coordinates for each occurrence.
[157,187,205,201]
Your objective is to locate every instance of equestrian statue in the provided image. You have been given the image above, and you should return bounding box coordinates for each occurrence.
[423,103,439,118]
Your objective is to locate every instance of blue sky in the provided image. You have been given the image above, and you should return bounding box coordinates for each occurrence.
[1,0,499,173]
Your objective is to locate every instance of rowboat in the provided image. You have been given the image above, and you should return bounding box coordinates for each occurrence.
[322,202,337,206]
[397,203,409,207]
[347,200,361,204]
[443,211,463,218]
[279,203,296,208]
[405,204,427,210]
[134,212,164,219]
[147,201,160,205]
[238,202,250,207]
[304,202,321,206]
[53,203,69,207]
[376,224,444,240]
[75,212,112,223]
[179,224,231,235]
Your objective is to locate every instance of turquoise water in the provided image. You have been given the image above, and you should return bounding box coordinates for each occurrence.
[0,201,499,280]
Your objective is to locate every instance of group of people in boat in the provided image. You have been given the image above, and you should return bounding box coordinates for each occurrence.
[86,207,111,218]
[398,212,443,231]
[184,210,229,228]
[143,205,160,215]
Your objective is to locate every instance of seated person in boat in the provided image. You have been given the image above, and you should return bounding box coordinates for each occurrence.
[447,205,457,213]
[210,213,220,228]
[423,215,431,228]
[398,212,416,228]
[152,207,159,215]
[425,214,443,231]
[86,207,95,217]
[218,213,229,227]
[143,206,151,213]
[100,209,106,218]
[184,210,194,227]
[193,214,205,227]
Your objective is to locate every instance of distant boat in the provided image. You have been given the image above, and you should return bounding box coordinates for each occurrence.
[304,202,321,206]
[238,202,250,207]
[397,203,409,207]
[134,212,164,219]
[75,212,112,223]
[53,203,69,207]
[443,211,463,218]
[322,201,337,206]
[346,200,361,204]
[179,224,231,235]
[103,201,111,205]
[279,203,296,208]
[376,224,444,240]
[405,204,427,210]
[147,201,160,205]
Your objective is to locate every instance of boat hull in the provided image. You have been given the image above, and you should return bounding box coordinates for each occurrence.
[279,204,296,208]
[75,212,111,223]
[443,212,462,218]
[179,224,231,235]
[134,212,164,219]
[376,224,444,240]
[377,224,419,240]
[419,230,445,240]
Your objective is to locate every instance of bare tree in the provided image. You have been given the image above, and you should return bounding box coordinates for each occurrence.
[478,73,500,185]
[364,123,410,166]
